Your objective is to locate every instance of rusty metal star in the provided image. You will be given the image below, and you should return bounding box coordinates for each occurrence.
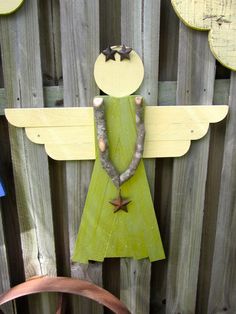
[109,192,131,213]
[102,46,117,62]
[118,45,132,61]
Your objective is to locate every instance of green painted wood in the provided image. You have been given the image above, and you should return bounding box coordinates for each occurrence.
[0,1,57,313]
[207,72,236,313]
[120,1,161,313]
[99,1,122,305]
[72,97,165,263]
[59,1,103,313]
[166,23,215,313]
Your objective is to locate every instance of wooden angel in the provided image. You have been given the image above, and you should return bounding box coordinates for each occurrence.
[5,46,228,264]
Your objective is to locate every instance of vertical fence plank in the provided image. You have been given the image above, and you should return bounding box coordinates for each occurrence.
[39,0,62,86]
[196,95,227,312]
[120,1,161,313]
[165,23,215,313]
[38,0,70,281]
[59,1,103,313]
[0,1,57,313]
[0,202,15,314]
[0,117,27,313]
[151,0,179,311]
[99,1,121,309]
[99,0,121,50]
[207,72,236,313]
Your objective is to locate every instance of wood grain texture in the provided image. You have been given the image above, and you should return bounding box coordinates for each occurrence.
[38,0,62,86]
[0,116,28,313]
[0,79,231,115]
[59,0,103,313]
[207,72,236,313]
[151,1,179,310]
[99,0,121,50]
[0,203,15,314]
[171,0,236,71]
[0,0,57,312]
[5,105,228,161]
[159,0,179,82]
[196,122,226,314]
[165,23,215,313]
[120,1,160,313]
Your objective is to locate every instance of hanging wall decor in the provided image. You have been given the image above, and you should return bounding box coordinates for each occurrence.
[171,0,236,71]
[5,46,228,263]
[0,0,24,15]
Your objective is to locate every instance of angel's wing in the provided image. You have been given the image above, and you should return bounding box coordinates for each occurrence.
[0,0,24,15]
[5,105,228,160]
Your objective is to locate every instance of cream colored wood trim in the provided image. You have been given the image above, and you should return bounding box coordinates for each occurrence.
[5,105,228,160]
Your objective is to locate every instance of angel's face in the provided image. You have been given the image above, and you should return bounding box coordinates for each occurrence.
[94,45,144,98]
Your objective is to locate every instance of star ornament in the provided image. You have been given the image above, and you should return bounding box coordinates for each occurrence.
[109,192,131,213]
[102,46,117,62]
[118,45,132,61]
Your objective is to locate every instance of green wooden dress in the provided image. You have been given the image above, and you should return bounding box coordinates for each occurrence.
[72,96,165,263]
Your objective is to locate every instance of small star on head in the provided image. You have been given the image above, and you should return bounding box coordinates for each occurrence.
[109,192,131,213]
[118,45,132,61]
[102,46,117,62]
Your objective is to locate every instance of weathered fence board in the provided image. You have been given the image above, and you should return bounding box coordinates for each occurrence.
[166,23,215,313]
[39,0,62,87]
[0,203,15,314]
[207,72,236,313]
[0,1,234,313]
[0,0,57,313]
[151,0,179,311]
[59,0,102,313]
[120,1,160,313]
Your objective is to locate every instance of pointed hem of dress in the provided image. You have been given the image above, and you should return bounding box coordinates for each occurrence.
[71,253,166,264]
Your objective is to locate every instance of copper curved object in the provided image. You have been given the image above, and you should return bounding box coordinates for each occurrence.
[0,276,130,314]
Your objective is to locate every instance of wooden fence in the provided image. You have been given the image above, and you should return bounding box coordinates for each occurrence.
[0,0,235,313]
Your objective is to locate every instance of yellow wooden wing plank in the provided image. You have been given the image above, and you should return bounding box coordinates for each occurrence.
[45,143,96,161]
[146,122,209,140]
[45,140,191,160]
[143,140,191,158]
[25,126,95,144]
[5,107,94,127]
[145,105,228,123]
[5,105,228,160]
[26,121,209,146]
[5,105,228,126]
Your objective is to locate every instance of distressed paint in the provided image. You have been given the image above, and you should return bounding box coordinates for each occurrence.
[172,0,236,70]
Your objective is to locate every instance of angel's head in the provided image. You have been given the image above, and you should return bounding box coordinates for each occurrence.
[94,45,144,98]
